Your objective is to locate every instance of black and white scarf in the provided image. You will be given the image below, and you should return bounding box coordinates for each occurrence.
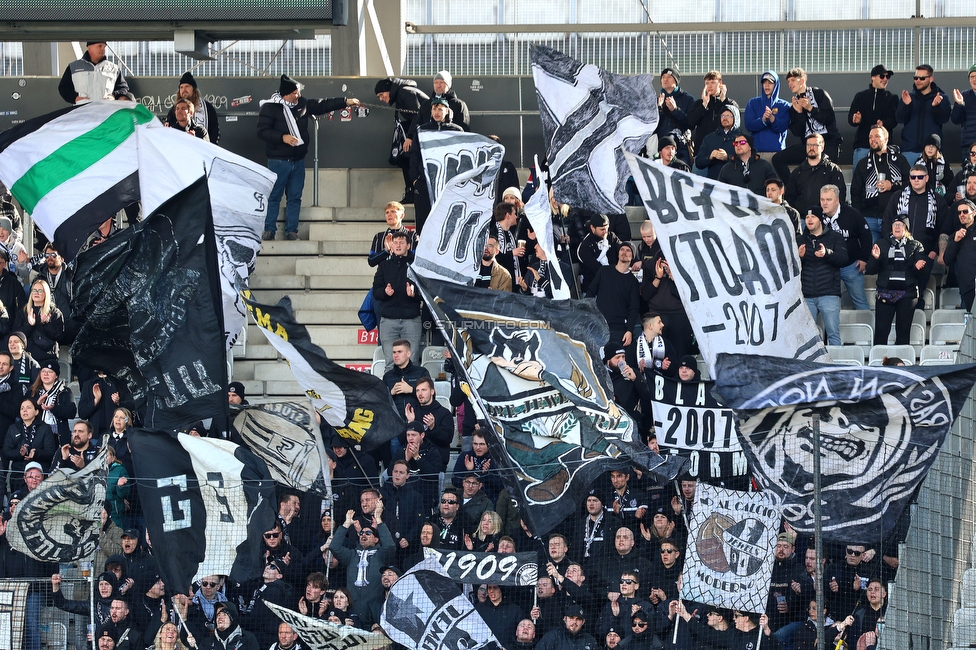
[260,92,303,145]
[583,511,604,558]
[896,186,939,230]
[802,87,828,137]
[637,333,667,372]
[37,379,68,436]
[861,152,904,199]
[354,548,378,586]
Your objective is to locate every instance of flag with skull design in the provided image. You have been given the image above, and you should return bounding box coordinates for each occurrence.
[714,353,976,544]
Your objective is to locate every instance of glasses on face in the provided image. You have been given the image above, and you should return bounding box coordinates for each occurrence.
[620,579,637,585]
[30,289,44,294]
[914,75,930,81]
[959,210,972,216]
[661,549,677,554]
[264,532,280,539]
[201,581,219,588]
[359,530,374,537]
[970,152,976,157]
[43,253,57,258]
[880,73,892,79]
[733,139,748,146]
[846,548,863,556]
[632,621,647,628]
[441,498,458,505]
[910,174,927,180]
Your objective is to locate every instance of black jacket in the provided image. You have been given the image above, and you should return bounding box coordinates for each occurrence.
[896,83,951,152]
[944,224,976,296]
[851,150,912,220]
[785,156,847,216]
[822,204,873,264]
[848,85,899,149]
[408,88,471,136]
[372,254,422,320]
[687,96,740,151]
[695,127,741,179]
[788,86,842,146]
[165,98,221,143]
[577,233,623,294]
[718,155,778,195]
[880,189,946,254]
[865,235,928,297]
[382,360,430,416]
[257,96,348,160]
[797,227,849,297]
[387,78,429,128]
[379,481,426,547]
[535,625,598,650]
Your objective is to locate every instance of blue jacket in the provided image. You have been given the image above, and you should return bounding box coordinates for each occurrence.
[951,88,976,151]
[744,70,791,152]
[896,83,951,152]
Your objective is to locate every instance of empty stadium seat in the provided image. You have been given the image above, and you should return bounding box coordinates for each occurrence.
[826,345,864,365]
[422,346,448,364]
[371,359,386,377]
[868,344,916,366]
[839,323,873,346]
[939,287,963,309]
[919,345,958,365]
[930,309,966,328]
[372,346,385,363]
[930,322,967,346]
[839,310,874,327]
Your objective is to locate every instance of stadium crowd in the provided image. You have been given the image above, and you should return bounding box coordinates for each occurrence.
[3,54,975,650]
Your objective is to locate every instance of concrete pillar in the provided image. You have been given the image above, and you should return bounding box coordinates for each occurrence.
[21,42,81,76]
[331,0,403,77]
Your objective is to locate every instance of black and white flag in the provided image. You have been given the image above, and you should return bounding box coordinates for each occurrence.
[7,442,109,562]
[422,548,538,586]
[417,130,504,205]
[713,354,976,543]
[130,429,276,593]
[411,274,686,536]
[650,375,750,489]
[680,483,781,613]
[412,158,501,286]
[382,557,501,650]
[0,581,29,650]
[265,601,390,650]
[71,177,228,432]
[241,292,404,450]
[234,401,331,498]
[626,153,829,374]
[532,45,659,214]
[522,155,570,299]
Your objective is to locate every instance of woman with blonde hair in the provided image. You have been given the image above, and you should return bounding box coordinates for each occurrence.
[149,622,190,650]
[465,510,502,552]
[16,278,64,363]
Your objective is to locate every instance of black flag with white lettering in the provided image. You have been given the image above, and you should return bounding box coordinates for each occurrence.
[130,429,276,594]
[714,354,976,544]
[71,177,227,432]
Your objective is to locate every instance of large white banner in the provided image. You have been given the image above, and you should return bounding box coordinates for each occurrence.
[625,153,829,374]
[418,130,505,204]
[680,483,781,613]
[522,156,570,299]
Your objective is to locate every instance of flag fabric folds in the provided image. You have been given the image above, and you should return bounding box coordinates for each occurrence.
[264,601,391,650]
[233,401,331,498]
[129,429,276,594]
[0,102,151,261]
[70,177,227,432]
[713,353,976,543]
[411,158,502,286]
[382,557,501,650]
[411,274,686,536]
[625,152,829,375]
[531,44,659,215]
[680,483,781,613]
[416,130,504,205]
[240,291,404,450]
[521,156,570,300]
[6,442,109,562]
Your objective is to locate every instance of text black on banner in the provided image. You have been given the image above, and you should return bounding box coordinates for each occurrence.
[265,601,391,650]
[625,152,829,375]
[422,549,538,586]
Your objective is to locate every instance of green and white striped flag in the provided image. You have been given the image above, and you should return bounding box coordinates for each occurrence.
[0,101,154,260]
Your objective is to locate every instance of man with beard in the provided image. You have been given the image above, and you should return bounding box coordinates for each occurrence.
[182,574,228,647]
[718,133,777,195]
[695,105,742,180]
[851,125,911,241]
[168,98,208,139]
[429,487,465,550]
[95,598,142,650]
[587,243,640,350]
[165,71,220,143]
[475,236,513,291]
[849,65,899,169]
[535,605,598,650]
[785,133,847,216]
[574,492,621,571]
[765,534,804,636]
[943,199,976,311]
[52,419,99,472]
[896,64,951,165]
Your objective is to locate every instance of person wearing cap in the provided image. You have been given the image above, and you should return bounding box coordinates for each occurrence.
[851,124,912,242]
[818,183,874,313]
[951,64,976,153]
[917,133,953,198]
[866,212,928,345]
[675,355,699,383]
[669,601,733,649]
[745,70,792,160]
[536,604,597,650]
[375,76,430,204]
[237,559,294,649]
[694,105,743,180]
[772,68,842,182]
[616,610,659,650]
[881,162,945,297]
[577,213,624,294]
[226,381,248,406]
[784,133,847,216]
[849,65,899,170]
[766,533,803,636]
[574,492,621,571]
[654,136,690,172]
[58,40,133,104]
[686,70,740,157]
[164,71,220,143]
[943,199,976,310]
[211,601,259,650]
[408,70,471,138]
[655,67,695,166]
[329,502,394,621]
[896,64,950,166]
[587,241,640,349]
[603,348,649,428]
[29,358,76,446]
[257,75,360,241]
[718,132,777,195]
[797,206,849,345]
[408,96,465,233]
[458,471,492,535]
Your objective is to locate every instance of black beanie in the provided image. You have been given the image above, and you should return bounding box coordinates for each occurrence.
[374,78,394,94]
[279,74,301,96]
[179,71,197,89]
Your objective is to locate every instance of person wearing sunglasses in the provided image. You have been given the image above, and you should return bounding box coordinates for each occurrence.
[328,502,395,622]
[596,571,651,641]
[429,487,465,550]
[827,545,870,622]
[849,65,899,171]
[943,199,976,311]
[896,64,950,166]
[951,64,976,156]
[717,132,777,196]
[260,522,303,584]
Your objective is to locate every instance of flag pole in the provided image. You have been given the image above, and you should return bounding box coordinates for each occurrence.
[812,414,825,650]
[87,560,95,650]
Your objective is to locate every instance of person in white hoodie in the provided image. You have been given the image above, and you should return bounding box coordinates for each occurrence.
[58,41,133,104]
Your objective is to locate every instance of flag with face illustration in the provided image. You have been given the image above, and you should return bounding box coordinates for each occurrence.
[713,353,976,543]
[411,273,686,536]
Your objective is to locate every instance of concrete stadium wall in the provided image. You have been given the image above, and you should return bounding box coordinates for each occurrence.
[2,71,976,169]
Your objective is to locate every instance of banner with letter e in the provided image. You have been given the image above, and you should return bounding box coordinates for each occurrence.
[625,152,828,375]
